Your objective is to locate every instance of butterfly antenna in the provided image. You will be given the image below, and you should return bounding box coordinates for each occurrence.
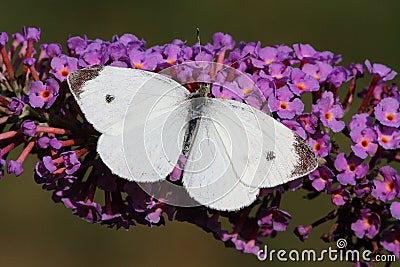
[196,27,208,76]
[230,52,251,68]
[196,28,202,60]
[216,52,252,75]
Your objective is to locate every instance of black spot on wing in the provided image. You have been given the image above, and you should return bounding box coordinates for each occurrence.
[105,94,115,103]
[67,65,104,99]
[291,134,317,177]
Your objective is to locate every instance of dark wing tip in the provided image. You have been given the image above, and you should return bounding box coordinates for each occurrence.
[291,134,318,177]
[67,65,104,99]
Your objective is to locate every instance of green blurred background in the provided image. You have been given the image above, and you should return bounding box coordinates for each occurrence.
[0,1,399,266]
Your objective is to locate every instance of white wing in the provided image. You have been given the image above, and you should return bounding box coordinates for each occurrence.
[68,66,157,135]
[182,98,317,211]
[183,132,260,211]
[67,66,190,181]
[122,96,190,182]
[211,99,318,188]
[97,133,129,178]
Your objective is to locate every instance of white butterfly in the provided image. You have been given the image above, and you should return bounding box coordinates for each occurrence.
[67,62,317,211]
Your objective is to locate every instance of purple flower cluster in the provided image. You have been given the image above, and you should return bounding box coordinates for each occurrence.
[0,27,399,264]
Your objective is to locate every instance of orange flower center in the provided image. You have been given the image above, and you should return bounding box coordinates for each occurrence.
[266,60,274,65]
[324,112,332,120]
[167,59,176,65]
[40,89,51,99]
[386,113,395,121]
[314,75,320,81]
[297,83,306,91]
[243,88,253,95]
[220,95,227,99]
[364,217,373,227]
[134,63,143,69]
[386,181,395,191]
[360,139,369,148]
[60,68,70,77]
[280,102,288,110]
[313,143,321,152]
[348,164,356,172]
[381,136,389,144]
[300,118,309,126]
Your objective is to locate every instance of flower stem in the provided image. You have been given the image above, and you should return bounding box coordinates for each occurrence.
[342,77,356,114]
[0,47,15,81]
[52,156,64,166]
[17,140,35,163]
[0,116,9,124]
[28,65,40,81]
[41,57,54,81]
[59,138,84,147]
[105,191,113,214]
[36,126,72,135]
[213,50,226,76]
[271,190,282,208]
[321,222,338,242]
[358,75,380,114]
[75,147,90,158]
[53,167,66,175]
[0,96,11,106]
[22,39,34,78]
[311,209,337,228]
[1,140,19,155]
[0,130,21,141]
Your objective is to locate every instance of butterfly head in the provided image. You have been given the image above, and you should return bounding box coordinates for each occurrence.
[197,83,211,97]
